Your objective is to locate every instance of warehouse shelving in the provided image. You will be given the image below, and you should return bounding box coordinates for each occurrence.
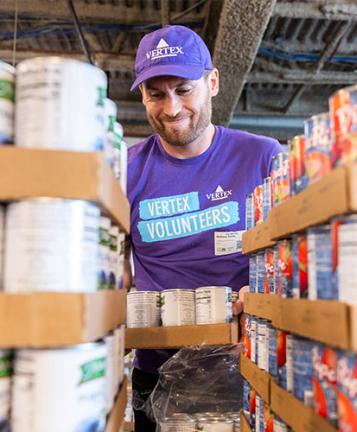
[125,322,239,349]
[105,377,128,432]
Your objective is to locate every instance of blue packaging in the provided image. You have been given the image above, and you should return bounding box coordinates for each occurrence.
[245,193,254,230]
[255,394,265,432]
[262,176,272,221]
[243,379,251,419]
[268,323,278,378]
[336,350,357,431]
[257,252,265,294]
[273,244,279,294]
[292,336,314,405]
[249,254,257,293]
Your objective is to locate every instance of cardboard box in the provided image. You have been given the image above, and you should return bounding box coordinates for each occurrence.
[269,165,355,240]
[270,380,337,432]
[125,322,238,349]
[240,412,252,432]
[273,298,350,350]
[242,218,275,254]
[349,305,357,352]
[244,293,280,321]
[240,354,270,403]
[105,376,127,432]
[0,147,130,233]
[0,289,126,347]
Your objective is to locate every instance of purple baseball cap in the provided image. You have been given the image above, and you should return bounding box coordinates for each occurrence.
[130,25,213,91]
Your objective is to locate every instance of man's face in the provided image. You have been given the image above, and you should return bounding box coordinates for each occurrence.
[141,71,218,146]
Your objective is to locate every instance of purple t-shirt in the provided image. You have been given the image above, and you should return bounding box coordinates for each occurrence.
[128,126,282,374]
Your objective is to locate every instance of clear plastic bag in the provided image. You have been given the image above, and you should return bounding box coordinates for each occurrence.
[142,344,244,430]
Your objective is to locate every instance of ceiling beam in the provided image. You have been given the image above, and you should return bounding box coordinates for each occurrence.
[247,70,357,85]
[0,49,134,71]
[212,0,277,126]
[273,1,357,20]
[0,0,205,23]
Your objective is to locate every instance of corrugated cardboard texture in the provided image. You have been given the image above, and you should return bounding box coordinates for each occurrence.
[244,293,279,321]
[349,305,357,352]
[270,166,348,240]
[273,298,350,350]
[105,377,127,432]
[240,354,270,403]
[270,380,337,432]
[242,219,275,254]
[240,412,252,432]
[125,322,238,349]
[0,289,126,347]
[0,147,130,233]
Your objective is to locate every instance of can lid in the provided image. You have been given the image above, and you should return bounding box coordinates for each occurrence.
[0,60,15,75]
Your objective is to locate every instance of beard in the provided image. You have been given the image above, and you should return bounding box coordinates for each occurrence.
[147,93,212,147]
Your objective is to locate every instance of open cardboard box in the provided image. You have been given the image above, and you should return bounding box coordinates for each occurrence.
[0,147,130,233]
[269,164,357,241]
[270,380,337,432]
[240,354,270,403]
[0,289,126,347]
[240,412,252,432]
[125,322,239,349]
[105,377,127,432]
[242,217,275,254]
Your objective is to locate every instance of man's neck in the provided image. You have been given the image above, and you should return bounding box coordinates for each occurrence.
[159,123,216,159]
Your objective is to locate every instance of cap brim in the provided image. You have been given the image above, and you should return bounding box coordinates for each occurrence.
[130,64,205,91]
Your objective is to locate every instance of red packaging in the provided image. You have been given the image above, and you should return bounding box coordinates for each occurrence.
[271,152,290,206]
[337,351,357,431]
[292,233,308,299]
[277,239,293,298]
[264,248,274,294]
[289,135,307,195]
[264,403,274,432]
[254,184,263,225]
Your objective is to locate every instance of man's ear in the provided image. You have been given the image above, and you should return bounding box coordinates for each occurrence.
[139,84,146,105]
[209,68,219,97]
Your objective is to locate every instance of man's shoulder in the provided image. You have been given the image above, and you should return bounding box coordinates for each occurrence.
[220,126,281,152]
[128,134,158,164]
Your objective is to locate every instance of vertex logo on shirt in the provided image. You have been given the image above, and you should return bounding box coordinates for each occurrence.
[146,38,184,61]
[206,185,233,201]
[137,192,239,242]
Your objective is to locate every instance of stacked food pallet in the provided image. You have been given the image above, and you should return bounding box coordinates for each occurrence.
[0,58,129,431]
[240,85,357,432]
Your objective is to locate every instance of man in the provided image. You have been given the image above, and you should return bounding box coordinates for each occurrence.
[125,25,282,431]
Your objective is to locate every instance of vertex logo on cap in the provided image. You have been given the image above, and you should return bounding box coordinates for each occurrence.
[146,38,184,61]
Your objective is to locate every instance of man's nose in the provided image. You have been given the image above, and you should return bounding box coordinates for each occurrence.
[163,94,181,118]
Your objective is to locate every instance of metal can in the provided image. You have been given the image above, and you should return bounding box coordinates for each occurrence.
[231,291,238,304]
[114,324,125,386]
[245,193,254,230]
[104,98,117,167]
[264,248,274,294]
[11,343,107,432]
[273,244,279,295]
[277,239,293,298]
[277,330,287,390]
[288,135,307,195]
[108,225,119,290]
[292,336,314,405]
[0,349,12,431]
[254,185,263,225]
[243,379,251,419]
[336,350,357,432]
[337,214,357,305]
[0,61,15,144]
[98,216,111,290]
[197,416,234,431]
[271,152,290,207]
[16,57,107,151]
[329,85,357,166]
[160,415,196,432]
[161,289,195,326]
[286,334,294,393]
[292,233,308,299]
[126,291,161,328]
[257,320,269,372]
[244,315,252,359]
[307,227,317,300]
[312,343,337,425]
[250,317,257,364]
[304,113,332,185]
[262,177,272,221]
[104,333,116,414]
[4,199,99,293]
[195,286,232,324]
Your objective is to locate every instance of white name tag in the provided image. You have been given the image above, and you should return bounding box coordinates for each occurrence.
[214,231,244,256]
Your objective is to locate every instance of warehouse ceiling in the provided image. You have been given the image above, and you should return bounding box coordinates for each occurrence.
[0,0,356,142]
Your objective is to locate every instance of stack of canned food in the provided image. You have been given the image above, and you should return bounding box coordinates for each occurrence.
[158,412,240,431]
[244,315,357,431]
[246,84,357,230]
[248,213,357,303]
[127,286,236,328]
[0,325,125,432]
